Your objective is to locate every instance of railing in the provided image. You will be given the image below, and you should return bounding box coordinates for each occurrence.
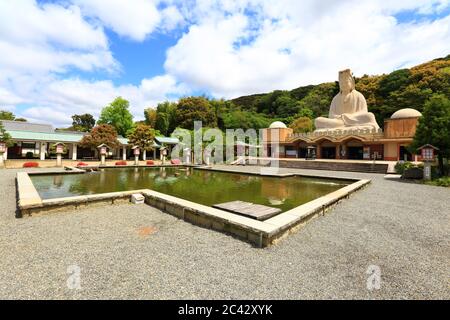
[287,128,383,141]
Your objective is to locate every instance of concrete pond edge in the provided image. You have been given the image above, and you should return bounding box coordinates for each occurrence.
[16,166,371,247]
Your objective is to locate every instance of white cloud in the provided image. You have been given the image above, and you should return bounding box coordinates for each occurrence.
[160,5,185,31]
[13,75,188,127]
[0,0,188,127]
[165,0,450,98]
[0,0,107,50]
[74,0,162,41]
[0,0,117,77]
[1,0,450,127]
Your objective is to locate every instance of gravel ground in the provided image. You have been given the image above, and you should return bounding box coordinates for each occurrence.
[0,166,449,299]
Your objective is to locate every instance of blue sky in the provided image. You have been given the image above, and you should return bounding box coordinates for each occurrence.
[0,0,449,126]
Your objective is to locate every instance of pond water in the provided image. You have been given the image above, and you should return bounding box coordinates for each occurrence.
[30,167,352,212]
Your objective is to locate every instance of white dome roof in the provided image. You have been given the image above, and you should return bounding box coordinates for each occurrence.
[391,108,422,119]
[269,121,287,129]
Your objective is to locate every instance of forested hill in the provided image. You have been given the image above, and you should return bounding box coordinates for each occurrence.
[230,54,450,127]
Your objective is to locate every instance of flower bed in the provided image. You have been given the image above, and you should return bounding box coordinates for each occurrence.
[77,162,88,167]
[23,162,39,168]
[170,159,181,165]
[115,160,127,166]
[146,160,154,165]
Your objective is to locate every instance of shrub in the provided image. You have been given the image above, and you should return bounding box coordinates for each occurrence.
[426,176,450,187]
[77,162,88,167]
[394,161,415,174]
[115,160,127,166]
[23,162,39,168]
[146,160,154,165]
[25,152,34,159]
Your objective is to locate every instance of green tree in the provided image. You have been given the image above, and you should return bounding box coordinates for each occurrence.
[296,107,314,119]
[410,94,450,175]
[297,83,338,118]
[255,90,287,114]
[377,69,411,98]
[144,108,157,127]
[222,110,271,130]
[127,124,158,151]
[0,110,26,122]
[210,98,233,130]
[155,101,177,135]
[155,112,170,136]
[71,114,95,132]
[175,97,217,130]
[0,110,27,122]
[0,110,15,120]
[79,124,120,150]
[289,117,314,133]
[273,95,300,118]
[0,122,13,146]
[98,97,134,137]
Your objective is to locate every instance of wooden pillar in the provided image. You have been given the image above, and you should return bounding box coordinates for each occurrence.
[71,144,77,161]
[40,142,46,160]
[316,143,321,159]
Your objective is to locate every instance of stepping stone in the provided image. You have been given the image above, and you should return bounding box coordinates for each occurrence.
[213,200,281,221]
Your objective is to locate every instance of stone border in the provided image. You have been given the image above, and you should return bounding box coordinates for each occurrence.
[16,172,43,210]
[16,166,370,247]
[195,165,360,181]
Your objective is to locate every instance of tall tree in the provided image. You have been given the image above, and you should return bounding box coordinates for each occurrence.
[0,122,13,146]
[72,114,95,132]
[98,97,134,137]
[155,101,177,135]
[222,110,270,130]
[0,110,26,121]
[175,97,217,130]
[155,112,170,136]
[289,117,314,133]
[273,94,300,118]
[144,108,157,127]
[79,124,120,150]
[127,124,158,151]
[410,94,450,176]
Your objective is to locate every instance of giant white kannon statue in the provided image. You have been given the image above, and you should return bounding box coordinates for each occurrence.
[314,69,380,132]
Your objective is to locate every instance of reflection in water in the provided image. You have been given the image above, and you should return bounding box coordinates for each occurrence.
[31,167,351,212]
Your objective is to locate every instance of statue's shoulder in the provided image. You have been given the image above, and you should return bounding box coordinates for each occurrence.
[353,90,366,100]
[331,93,340,103]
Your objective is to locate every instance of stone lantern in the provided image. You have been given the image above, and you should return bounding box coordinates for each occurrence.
[54,142,65,167]
[97,144,109,166]
[417,144,439,180]
[183,147,191,164]
[160,146,168,165]
[0,141,6,168]
[132,146,140,166]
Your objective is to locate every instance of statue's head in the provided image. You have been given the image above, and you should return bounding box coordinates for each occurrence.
[338,69,355,93]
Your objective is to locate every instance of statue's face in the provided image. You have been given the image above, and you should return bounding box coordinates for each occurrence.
[339,75,353,92]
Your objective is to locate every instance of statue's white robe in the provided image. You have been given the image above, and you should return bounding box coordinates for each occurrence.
[315,90,380,130]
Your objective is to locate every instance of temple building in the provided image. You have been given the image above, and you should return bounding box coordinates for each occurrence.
[262,69,424,163]
[0,120,179,161]
[262,107,423,162]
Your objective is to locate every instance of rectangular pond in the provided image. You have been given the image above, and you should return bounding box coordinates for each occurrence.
[30,167,352,213]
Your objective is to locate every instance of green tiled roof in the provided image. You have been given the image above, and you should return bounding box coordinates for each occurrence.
[7,130,84,143]
[155,136,180,144]
[7,130,129,145]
